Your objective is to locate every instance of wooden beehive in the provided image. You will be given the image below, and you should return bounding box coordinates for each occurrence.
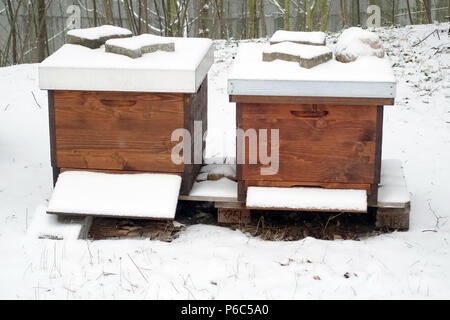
[40,37,214,195]
[228,43,396,207]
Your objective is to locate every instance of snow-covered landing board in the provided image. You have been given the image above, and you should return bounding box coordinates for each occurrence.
[228,43,396,98]
[39,37,213,93]
[378,159,410,208]
[48,172,182,220]
[246,187,368,212]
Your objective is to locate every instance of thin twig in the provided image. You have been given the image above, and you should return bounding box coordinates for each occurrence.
[128,254,149,283]
[412,29,440,47]
[31,91,41,109]
[322,212,344,235]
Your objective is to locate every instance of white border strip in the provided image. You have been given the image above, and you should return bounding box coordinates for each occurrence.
[228,79,396,99]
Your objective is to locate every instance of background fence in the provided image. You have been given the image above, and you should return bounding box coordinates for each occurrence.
[0,0,449,66]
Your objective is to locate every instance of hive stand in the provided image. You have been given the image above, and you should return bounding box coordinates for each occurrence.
[185,160,411,231]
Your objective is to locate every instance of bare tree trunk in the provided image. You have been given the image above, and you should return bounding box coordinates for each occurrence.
[153,0,164,36]
[144,0,149,33]
[249,0,256,37]
[124,0,137,34]
[422,0,432,23]
[340,0,348,27]
[93,0,98,26]
[117,0,123,27]
[20,2,34,64]
[199,0,210,38]
[406,0,414,24]
[216,0,226,38]
[392,0,397,25]
[319,0,329,32]
[103,0,114,25]
[6,0,18,64]
[284,0,291,30]
[448,0,450,21]
[36,0,48,62]
[259,0,267,37]
[306,0,318,31]
[138,0,148,33]
[356,0,360,25]
[165,0,174,36]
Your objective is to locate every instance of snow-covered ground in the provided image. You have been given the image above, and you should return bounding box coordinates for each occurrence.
[0,24,449,299]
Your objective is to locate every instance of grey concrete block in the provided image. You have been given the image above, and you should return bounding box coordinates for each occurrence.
[263,51,333,69]
[66,33,132,49]
[376,204,410,231]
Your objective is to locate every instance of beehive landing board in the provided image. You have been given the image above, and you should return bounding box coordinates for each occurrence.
[246,187,368,213]
[47,171,182,220]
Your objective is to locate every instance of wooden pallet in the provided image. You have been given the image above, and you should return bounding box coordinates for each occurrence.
[44,160,409,240]
[201,198,410,230]
[180,160,411,230]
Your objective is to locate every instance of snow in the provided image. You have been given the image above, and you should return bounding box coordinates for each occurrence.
[378,159,410,208]
[28,205,84,240]
[39,37,214,93]
[200,164,236,179]
[263,42,332,60]
[106,34,174,51]
[48,171,181,219]
[247,187,367,212]
[1,24,450,299]
[270,30,327,45]
[189,178,238,199]
[228,43,396,98]
[335,27,385,62]
[66,25,132,41]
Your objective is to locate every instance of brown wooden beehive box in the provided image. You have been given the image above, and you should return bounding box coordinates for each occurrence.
[40,37,214,195]
[228,43,396,208]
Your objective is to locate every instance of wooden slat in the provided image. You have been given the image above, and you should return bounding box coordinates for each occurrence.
[48,91,59,186]
[368,105,385,205]
[231,95,395,106]
[243,180,372,192]
[59,168,181,176]
[179,195,237,203]
[47,211,174,222]
[245,206,367,213]
[181,77,208,195]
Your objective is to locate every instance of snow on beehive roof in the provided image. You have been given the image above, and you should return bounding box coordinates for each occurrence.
[106,34,174,51]
[228,42,396,98]
[263,42,332,59]
[66,25,132,40]
[39,37,213,93]
[270,30,327,45]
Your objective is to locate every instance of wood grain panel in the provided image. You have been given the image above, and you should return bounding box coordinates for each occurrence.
[54,90,185,172]
[238,103,379,184]
[181,77,208,194]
